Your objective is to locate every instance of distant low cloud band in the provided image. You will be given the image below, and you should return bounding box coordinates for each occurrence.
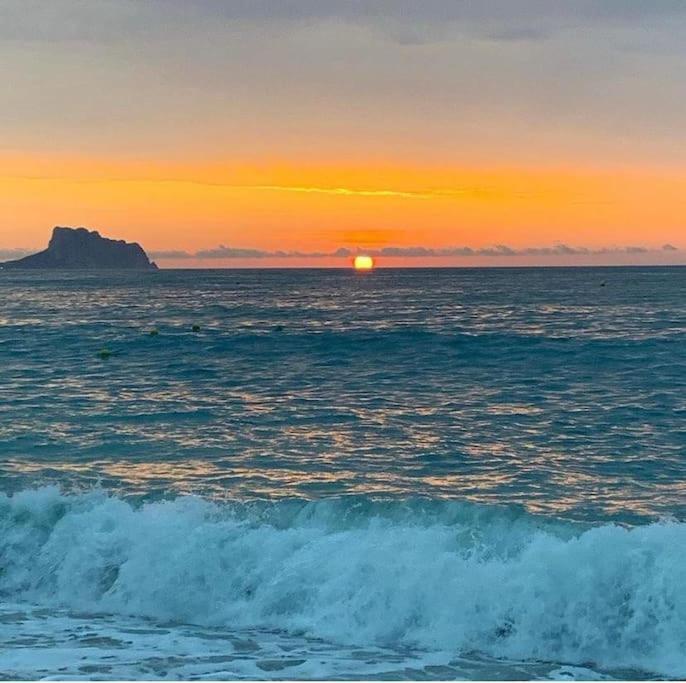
[3,243,679,263]
[148,244,681,260]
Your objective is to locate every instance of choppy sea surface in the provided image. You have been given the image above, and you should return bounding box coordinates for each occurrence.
[0,266,684,680]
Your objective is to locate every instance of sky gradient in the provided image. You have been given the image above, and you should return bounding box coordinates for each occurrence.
[2,1,685,267]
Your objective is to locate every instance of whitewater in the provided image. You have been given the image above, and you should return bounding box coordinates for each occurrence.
[1,267,685,679]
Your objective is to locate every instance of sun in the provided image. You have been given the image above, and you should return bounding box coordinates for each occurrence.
[353,255,375,271]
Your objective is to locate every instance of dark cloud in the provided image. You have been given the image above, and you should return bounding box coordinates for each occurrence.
[377,246,436,257]
[151,243,681,260]
[369,244,664,258]
[333,247,352,257]
[195,245,270,259]
[523,245,588,256]
[6,242,681,264]
[480,245,517,256]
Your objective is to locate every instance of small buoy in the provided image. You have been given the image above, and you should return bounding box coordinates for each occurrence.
[97,348,112,360]
[275,325,284,332]
[192,324,201,332]
[600,282,606,287]
[149,328,159,336]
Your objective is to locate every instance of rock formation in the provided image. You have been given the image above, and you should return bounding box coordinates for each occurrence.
[1,227,158,270]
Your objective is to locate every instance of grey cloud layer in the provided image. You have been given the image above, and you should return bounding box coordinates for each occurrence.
[3,0,686,170]
[150,244,680,260]
[3,244,680,263]
[4,1,685,43]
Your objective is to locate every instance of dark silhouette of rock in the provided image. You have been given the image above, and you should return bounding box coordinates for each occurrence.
[1,227,158,270]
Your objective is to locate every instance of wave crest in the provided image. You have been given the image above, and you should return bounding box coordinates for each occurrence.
[1,487,684,677]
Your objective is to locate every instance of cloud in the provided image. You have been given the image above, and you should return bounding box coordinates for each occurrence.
[6,242,681,264]
[4,1,686,46]
[523,245,587,256]
[180,1,686,40]
[485,27,552,43]
[147,249,194,259]
[195,245,270,259]
[4,0,686,172]
[480,244,517,256]
[377,246,437,257]
[0,248,34,260]
[150,243,681,260]
[368,244,666,258]
[237,184,465,199]
[7,239,678,264]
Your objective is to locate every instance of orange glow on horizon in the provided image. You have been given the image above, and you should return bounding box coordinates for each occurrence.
[0,154,685,263]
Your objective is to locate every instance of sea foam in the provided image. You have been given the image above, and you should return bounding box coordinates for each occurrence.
[1,487,684,677]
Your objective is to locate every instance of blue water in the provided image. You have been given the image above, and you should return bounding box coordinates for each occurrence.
[0,267,685,679]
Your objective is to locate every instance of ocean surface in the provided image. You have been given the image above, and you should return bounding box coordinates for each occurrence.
[0,266,684,680]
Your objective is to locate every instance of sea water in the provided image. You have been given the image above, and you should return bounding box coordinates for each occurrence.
[0,267,684,680]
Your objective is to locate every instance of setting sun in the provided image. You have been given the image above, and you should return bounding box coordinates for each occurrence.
[353,255,375,271]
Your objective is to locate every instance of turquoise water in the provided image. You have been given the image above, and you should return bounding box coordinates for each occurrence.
[0,267,685,679]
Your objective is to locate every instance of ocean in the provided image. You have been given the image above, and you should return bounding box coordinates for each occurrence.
[0,266,684,680]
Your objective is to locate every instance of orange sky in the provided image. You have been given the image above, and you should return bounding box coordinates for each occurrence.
[1,3,685,266]
[2,156,684,265]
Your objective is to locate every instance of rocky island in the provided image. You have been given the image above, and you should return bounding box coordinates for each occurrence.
[1,227,158,270]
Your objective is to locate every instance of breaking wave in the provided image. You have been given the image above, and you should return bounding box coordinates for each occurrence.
[1,487,684,677]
